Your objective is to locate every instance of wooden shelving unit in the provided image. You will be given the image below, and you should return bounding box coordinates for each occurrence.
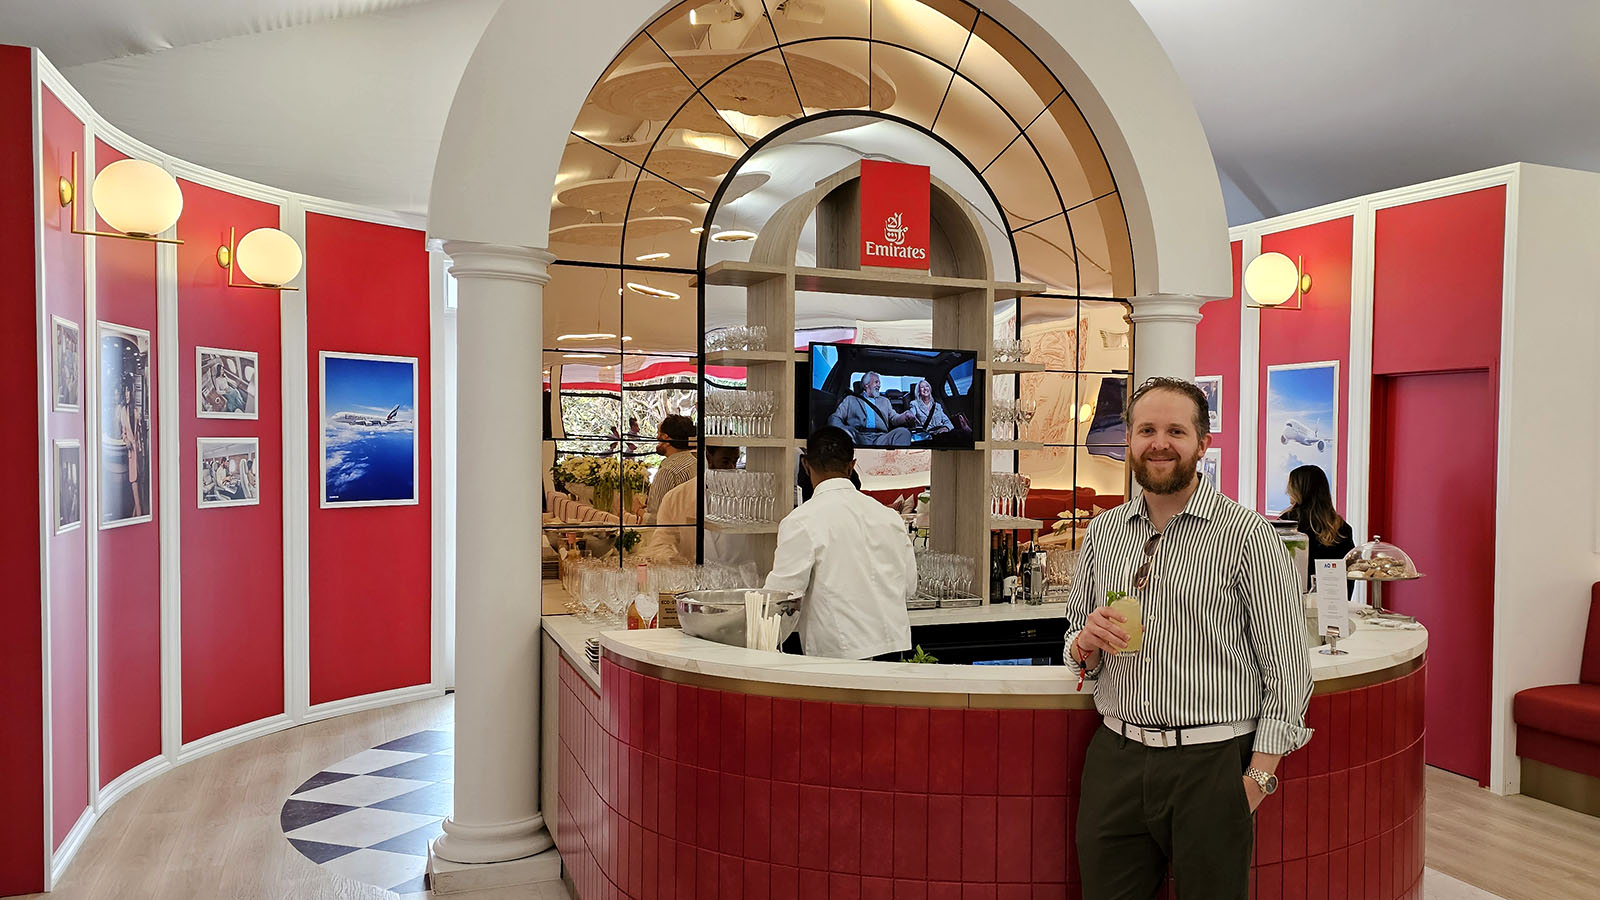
[703,520,781,535]
[701,435,792,448]
[989,516,1045,531]
[698,160,1052,601]
[702,349,796,367]
[979,360,1046,373]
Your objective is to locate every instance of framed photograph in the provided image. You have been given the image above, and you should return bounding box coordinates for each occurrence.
[198,438,261,508]
[99,321,153,529]
[1263,361,1338,515]
[1197,447,1222,491]
[320,351,419,507]
[52,316,81,413]
[53,440,82,534]
[197,347,259,419]
[1195,375,1222,433]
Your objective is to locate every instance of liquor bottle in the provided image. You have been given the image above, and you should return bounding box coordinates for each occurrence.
[990,532,1005,600]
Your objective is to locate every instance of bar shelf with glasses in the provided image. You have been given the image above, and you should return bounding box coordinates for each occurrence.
[694,159,1095,604]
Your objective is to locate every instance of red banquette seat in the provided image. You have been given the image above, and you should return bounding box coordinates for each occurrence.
[1512,583,1600,781]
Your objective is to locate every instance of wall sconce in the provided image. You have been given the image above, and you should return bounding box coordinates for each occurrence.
[217,227,302,291]
[1243,251,1310,310]
[58,152,184,244]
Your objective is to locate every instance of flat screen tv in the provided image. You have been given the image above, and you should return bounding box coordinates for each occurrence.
[807,342,980,449]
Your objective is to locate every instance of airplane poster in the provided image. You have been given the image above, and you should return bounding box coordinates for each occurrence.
[320,351,418,507]
[1263,361,1337,515]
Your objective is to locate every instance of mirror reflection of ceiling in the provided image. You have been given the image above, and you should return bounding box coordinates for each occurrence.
[546,0,1137,357]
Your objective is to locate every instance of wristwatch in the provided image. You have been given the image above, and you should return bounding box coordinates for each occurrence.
[1244,768,1279,795]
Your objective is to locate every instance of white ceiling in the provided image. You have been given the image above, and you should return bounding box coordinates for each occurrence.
[4,0,1598,225]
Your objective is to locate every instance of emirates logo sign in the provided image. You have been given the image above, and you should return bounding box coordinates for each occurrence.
[859,160,930,270]
[884,212,909,245]
[867,211,927,261]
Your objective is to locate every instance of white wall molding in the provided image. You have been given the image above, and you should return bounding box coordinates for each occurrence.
[174,713,294,765]
[1489,167,1523,795]
[156,181,183,769]
[31,51,57,888]
[430,248,454,690]
[280,197,311,724]
[304,684,446,725]
[49,806,94,887]
[96,755,171,812]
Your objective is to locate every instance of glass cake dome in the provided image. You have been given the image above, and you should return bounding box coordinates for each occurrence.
[1344,536,1421,580]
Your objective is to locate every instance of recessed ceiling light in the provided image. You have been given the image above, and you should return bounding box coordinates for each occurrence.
[563,353,607,360]
[556,332,617,340]
[621,336,634,342]
[635,252,671,262]
[626,282,682,300]
[710,229,757,242]
[689,226,704,235]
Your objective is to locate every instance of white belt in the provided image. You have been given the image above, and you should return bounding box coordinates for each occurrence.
[1103,715,1254,749]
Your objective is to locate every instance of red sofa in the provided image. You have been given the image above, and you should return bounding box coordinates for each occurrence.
[1512,584,1600,784]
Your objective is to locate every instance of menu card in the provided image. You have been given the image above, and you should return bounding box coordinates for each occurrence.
[1315,559,1350,639]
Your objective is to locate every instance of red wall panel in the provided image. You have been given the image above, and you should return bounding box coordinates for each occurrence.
[1196,240,1242,499]
[305,213,432,704]
[1372,187,1506,375]
[1368,188,1504,784]
[2,45,48,893]
[41,85,90,851]
[1370,371,1495,783]
[93,140,163,788]
[1257,218,1354,514]
[177,181,285,742]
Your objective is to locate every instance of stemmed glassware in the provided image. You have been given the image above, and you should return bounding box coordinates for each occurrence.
[1019,399,1037,441]
[705,390,775,437]
[992,337,1032,364]
[989,472,1031,520]
[991,399,1017,440]
[913,550,977,602]
[706,469,777,524]
[706,325,770,353]
[1045,548,1079,595]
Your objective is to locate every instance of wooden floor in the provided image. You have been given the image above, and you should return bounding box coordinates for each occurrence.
[26,698,1600,900]
[26,696,454,900]
[1425,767,1600,900]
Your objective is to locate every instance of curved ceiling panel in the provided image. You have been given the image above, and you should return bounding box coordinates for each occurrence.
[548,0,1133,356]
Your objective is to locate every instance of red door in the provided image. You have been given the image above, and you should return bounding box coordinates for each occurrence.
[1369,369,1496,783]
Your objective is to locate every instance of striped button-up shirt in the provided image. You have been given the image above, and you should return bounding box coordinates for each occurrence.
[646,450,697,524]
[1063,476,1314,755]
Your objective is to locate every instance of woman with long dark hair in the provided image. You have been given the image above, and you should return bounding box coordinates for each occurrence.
[1281,464,1355,594]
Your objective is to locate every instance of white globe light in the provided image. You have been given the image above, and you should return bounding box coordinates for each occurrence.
[236,228,303,287]
[1243,252,1301,307]
[92,159,183,237]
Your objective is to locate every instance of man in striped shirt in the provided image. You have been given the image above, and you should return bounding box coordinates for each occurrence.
[645,415,697,525]
[1065,377,1312,899]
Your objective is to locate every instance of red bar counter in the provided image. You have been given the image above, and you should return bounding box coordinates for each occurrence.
[542,619,1427,900]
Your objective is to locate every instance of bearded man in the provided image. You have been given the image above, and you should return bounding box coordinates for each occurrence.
[1063,376,1312,900]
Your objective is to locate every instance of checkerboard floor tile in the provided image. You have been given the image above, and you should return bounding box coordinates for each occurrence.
[281,729,453,894]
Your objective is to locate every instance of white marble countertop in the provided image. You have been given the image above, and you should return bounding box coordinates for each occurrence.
[907,602,1069,626]
[579,624,1425,699]
[544,615,605,692]
[543,592,1426,699]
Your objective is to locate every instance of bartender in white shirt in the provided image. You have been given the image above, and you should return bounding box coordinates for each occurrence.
[763,427,917,660]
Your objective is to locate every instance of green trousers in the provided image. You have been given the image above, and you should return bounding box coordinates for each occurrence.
[1076,725,1256,900]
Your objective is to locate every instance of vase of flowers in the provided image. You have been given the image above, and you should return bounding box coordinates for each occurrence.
[553,455,650,515]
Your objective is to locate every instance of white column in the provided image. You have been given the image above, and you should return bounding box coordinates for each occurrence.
[431,242,555,867]
[1127,294,1212,384]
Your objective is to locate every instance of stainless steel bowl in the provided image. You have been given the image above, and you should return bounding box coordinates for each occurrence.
[675,588,802,649]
